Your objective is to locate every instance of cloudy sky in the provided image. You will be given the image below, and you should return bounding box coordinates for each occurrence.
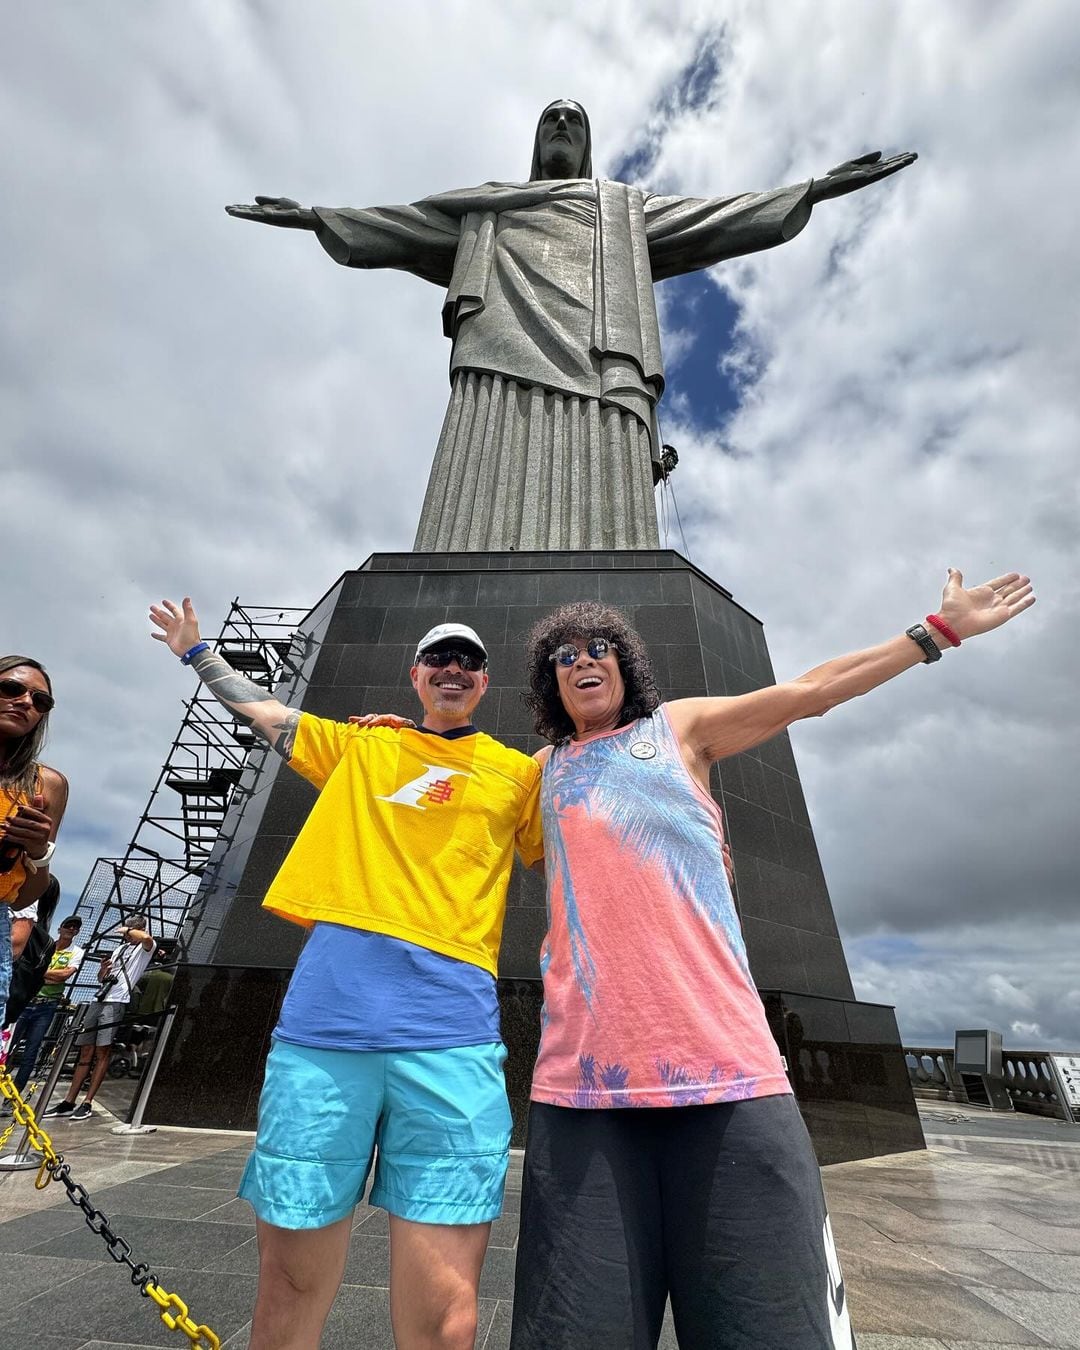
[5,2,1078,1048]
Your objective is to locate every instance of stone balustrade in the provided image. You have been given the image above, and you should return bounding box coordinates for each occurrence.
[904,1044,1077,1121]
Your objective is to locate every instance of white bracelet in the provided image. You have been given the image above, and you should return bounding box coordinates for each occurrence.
[24,840,55,873]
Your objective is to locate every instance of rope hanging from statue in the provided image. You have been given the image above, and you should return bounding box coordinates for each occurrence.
[0,1062,221,1350]
[653,417,691,561]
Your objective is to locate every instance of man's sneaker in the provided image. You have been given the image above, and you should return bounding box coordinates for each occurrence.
[43,1100,75,1118]
[70,1102,93,1122]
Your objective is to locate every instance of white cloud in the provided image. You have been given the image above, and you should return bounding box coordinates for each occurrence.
[850,919,1080,1049]
[987,974,1034,1013]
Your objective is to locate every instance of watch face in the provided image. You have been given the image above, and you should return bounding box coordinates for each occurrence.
[906,625,940,661]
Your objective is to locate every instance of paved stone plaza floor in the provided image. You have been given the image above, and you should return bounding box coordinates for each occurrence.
[0,1100,1078,1349]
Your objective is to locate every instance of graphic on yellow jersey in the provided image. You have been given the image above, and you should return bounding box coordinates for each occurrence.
[376,765,472,809]
[261,715,543,976]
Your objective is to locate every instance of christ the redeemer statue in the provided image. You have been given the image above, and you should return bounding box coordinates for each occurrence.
[228,100,914,552]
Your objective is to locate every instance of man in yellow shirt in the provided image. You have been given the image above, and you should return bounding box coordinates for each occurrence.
[151,599,543,1350]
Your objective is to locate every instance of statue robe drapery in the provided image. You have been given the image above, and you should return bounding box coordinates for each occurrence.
[314,177,812,550]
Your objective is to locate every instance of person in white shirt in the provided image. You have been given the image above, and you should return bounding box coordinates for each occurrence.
[45,913,154,1123]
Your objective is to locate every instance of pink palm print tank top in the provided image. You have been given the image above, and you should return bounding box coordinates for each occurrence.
[531,706,792,1108]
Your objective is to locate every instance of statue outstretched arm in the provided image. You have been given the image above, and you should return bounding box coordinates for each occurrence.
[644,147,915,282]
[225,196,318,229]
[807,150,917,204]
[645,181,815,281]
[227,194,461,288]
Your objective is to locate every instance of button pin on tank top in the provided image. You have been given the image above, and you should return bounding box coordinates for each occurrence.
[629,740,657,760]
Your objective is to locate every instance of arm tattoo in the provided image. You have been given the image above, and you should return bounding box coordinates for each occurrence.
[189,651,274,706]
[273,710,301,761]
[189,649,299,759]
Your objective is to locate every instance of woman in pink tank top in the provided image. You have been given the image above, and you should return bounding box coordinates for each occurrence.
[511,570,1033,1350]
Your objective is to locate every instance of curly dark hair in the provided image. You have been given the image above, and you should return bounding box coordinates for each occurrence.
[523,602,661,743]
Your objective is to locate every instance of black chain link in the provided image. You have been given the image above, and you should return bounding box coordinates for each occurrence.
[47,1156,155,1294]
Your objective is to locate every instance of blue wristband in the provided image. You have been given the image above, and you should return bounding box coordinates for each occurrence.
[180,641,210,666]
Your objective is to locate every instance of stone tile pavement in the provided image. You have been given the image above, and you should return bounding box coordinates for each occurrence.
[0,1100,1077,1348]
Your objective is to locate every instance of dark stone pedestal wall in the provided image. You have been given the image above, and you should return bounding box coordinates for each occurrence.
[146,551,923,1161]
[144,968,923,1161]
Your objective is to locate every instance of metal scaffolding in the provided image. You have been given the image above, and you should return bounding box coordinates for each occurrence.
[68,601,309,988]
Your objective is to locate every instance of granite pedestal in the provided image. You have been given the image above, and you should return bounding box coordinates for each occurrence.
[146,551,923,1161]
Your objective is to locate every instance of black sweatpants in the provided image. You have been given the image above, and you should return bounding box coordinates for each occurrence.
[510,1094,854,1350]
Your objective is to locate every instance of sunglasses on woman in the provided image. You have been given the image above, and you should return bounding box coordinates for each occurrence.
[0,678,55,714]
[416,649,487,672]
[549,638,616,667]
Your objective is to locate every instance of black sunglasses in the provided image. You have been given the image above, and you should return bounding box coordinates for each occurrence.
[0,677,55,714]
[550,638,616,667]
[417,649,487,672]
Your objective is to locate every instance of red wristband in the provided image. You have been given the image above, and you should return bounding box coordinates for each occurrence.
[925,613,961,648]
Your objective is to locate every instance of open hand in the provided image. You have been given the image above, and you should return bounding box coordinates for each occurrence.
[150,597,203,658]
[348,713,417,730]
[225,196,317,229]
[809,150,917,204]
[936,569,1035,641]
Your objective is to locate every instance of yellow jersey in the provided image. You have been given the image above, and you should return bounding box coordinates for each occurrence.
[262,716,543,976]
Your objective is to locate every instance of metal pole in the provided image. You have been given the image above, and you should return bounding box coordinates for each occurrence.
[0,1004,86,1171]
[111,1006,177,1136]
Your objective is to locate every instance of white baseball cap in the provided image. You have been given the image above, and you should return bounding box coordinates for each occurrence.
[414,622,488,662]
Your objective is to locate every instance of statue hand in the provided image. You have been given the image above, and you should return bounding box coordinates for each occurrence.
[225,196,317,229]
[808,150,917,204]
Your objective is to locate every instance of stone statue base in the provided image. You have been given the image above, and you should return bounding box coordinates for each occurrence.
[145,550,923,1162]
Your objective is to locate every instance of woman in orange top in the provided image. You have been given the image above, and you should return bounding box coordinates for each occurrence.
[1,655,68,1027]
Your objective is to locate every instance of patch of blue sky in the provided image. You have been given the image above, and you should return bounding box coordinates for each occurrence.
[655,272,743,434]
[608,30,747,437]
[610,34,724,186]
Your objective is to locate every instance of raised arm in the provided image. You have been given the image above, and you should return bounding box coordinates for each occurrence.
[150,597,300,760]
[668,569,1034,780]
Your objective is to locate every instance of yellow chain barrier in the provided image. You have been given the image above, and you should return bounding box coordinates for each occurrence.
[0,1081,36,1152]
[146,1284,221,1348]
[0,1064,220,1350]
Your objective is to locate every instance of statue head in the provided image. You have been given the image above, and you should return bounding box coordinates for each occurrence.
[530,99,592,181]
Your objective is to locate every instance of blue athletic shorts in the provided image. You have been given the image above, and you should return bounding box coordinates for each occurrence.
[238,1039,512,1230]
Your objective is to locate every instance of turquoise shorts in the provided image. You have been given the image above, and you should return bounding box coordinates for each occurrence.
[238,1039,511,1229]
